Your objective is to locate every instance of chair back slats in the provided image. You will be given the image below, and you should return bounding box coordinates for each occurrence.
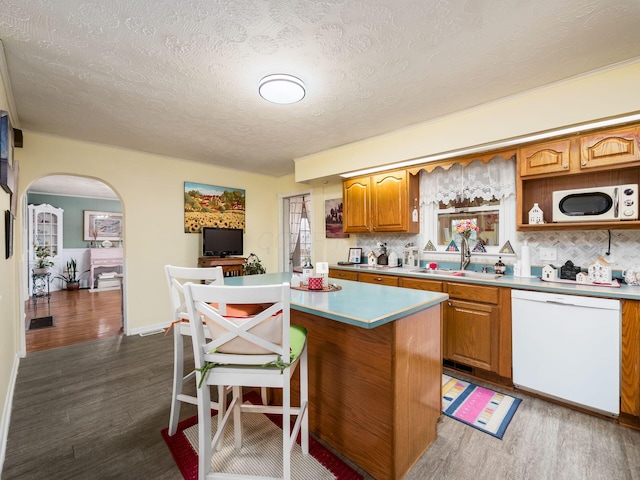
[164,265,225,321]
[184,282,291,369]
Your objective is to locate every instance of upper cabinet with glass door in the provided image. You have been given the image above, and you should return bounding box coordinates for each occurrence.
[28,204,64,263]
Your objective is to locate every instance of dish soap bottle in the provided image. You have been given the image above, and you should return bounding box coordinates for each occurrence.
[494,256,506,275]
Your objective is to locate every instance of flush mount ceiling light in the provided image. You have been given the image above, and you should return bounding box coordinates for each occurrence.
[259,74,306,104]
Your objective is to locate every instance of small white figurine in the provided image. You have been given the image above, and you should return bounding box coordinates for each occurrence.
[528,203,544,224]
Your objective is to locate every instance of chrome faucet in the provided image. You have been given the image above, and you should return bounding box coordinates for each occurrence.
[460,242,471,270]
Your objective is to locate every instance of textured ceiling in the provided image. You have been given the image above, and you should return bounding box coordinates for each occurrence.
[2,0,640,178]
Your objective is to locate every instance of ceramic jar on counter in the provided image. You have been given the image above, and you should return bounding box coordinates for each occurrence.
[623,266,640,286]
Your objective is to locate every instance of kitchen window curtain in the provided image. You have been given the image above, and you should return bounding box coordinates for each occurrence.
[288,196,304,267]
[421,156,516,205]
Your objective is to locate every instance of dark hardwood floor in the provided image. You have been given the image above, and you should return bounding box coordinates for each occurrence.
[25,288,123,353]
[4,331,640,479]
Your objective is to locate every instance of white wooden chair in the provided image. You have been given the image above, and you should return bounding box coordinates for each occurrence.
[164,265,227,436]
[183,281,309,480]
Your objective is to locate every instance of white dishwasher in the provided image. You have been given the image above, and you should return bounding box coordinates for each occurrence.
[511,290,620,416]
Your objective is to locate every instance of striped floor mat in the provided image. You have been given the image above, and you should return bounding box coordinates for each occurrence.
[442,374,522,439]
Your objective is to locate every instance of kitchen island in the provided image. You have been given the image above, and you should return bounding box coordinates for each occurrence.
[225,272,448,480]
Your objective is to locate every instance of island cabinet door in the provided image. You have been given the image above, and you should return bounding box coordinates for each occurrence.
[445,299,499,372]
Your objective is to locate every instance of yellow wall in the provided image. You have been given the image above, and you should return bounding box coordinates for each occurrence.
[16,132,303,333]
[295,60,640,182]
[0,71,19,461]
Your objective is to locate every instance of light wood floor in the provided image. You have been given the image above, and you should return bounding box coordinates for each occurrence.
[25,288,123,353]
[3,332,639,479]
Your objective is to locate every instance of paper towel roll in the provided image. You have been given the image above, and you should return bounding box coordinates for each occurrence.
[520,241,531,277]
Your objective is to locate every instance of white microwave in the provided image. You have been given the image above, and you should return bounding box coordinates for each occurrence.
[552,184,638,222]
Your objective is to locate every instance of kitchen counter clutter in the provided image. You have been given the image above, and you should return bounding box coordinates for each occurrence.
[329,263,640,300]
[225,272,448,480]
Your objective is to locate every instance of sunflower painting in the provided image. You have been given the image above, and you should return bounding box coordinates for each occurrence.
[184,182,246,233]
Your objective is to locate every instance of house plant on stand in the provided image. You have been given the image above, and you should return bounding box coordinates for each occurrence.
[55,258,86,290]
[33,245,54,274]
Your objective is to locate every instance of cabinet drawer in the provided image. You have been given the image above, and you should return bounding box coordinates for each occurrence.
[447,282,499,304]
[358,272,399,286]
[399,277,444,292]
[329,269,359,281]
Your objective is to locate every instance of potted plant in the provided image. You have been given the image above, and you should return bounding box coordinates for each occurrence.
[55,258,86,290]
[33,245,54,274]
[243,253,266,275]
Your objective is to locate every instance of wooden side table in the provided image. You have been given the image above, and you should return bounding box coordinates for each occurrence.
[197,257,246,277]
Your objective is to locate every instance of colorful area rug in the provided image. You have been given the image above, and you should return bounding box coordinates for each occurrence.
[442,374,521,439]
[162,393,363,480]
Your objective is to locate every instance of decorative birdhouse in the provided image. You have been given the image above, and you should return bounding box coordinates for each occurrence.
[588,256,612,283]
[575,272,589,284]
[528,203,544,224]
[542,264,558,281]
[560,260,581,281]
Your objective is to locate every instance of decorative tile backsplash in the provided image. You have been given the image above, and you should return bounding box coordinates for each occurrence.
[354,229,640,272]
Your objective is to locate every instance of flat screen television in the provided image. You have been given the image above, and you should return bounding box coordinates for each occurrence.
[202,227,243,257]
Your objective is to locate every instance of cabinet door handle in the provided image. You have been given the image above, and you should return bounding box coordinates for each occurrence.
[376,277,383,281]
[563,164,569,168]
[581,161,587,166]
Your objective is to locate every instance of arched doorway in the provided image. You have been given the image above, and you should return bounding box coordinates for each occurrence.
[21,175,125,354]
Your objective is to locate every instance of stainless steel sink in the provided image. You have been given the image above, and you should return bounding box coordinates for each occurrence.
[411,268,503,280]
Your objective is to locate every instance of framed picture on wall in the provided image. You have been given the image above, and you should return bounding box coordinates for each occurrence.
[184,181,246,233]
[325,198,348,238]
[348,247,362,264]
[83,210,123,241]
[5,210,13,259]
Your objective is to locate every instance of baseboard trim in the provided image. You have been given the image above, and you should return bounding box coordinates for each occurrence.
[0,353,20,473]
[129,322,170,336]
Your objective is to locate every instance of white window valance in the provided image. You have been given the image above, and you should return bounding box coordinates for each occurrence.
[421,156,516,205]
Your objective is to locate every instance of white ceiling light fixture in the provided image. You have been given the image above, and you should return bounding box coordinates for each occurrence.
[259,74,306,104]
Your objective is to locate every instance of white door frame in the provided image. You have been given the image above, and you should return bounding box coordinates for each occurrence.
[278,190,312,273]
[18,176,127,357]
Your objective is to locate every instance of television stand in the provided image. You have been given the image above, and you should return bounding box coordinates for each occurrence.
[198,256,246,277]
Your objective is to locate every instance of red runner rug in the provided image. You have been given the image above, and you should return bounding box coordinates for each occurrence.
[161,392,363,479]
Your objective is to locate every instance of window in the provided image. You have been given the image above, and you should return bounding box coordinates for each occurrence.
[421,156,515,254]
[437,197,501,248]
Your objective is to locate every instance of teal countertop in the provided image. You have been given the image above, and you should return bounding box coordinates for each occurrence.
[224,272,448,329]
[330,265,640,300]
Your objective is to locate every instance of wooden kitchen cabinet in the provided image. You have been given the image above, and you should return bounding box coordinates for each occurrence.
[519,139,571,177]
[358,272,399,287]
[580,126,640,170]
[398,277,444,292]
[342,176,371,233]
[343,169,419,234]
[621,299,640,428]
[444,283,500,372]
[399,277,512,380]
[517,123,640,231]
[328,269,359,281]
[443,283,512,379]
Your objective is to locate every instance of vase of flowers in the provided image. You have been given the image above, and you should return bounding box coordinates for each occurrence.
[455,220,479,270]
